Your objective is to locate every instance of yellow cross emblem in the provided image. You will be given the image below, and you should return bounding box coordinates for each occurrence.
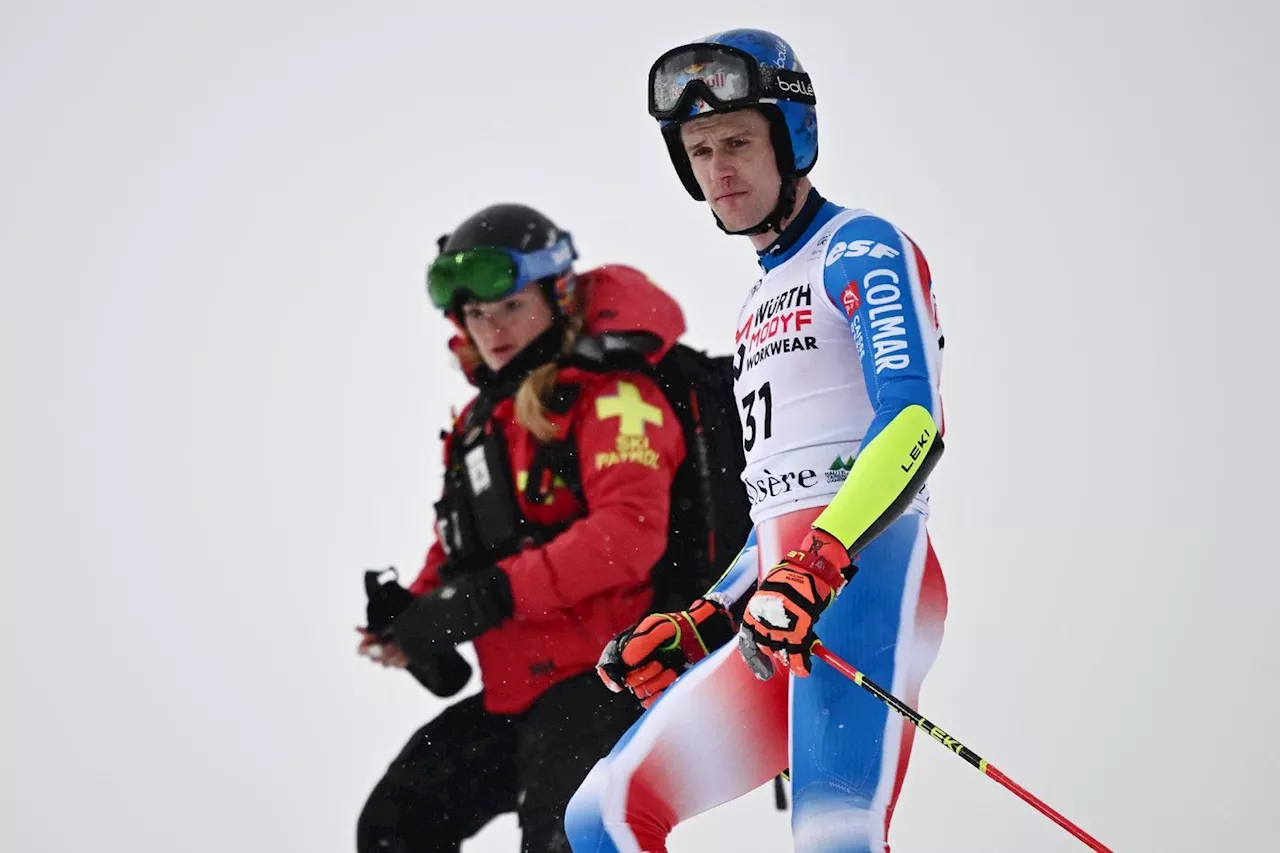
[595,381,664,437]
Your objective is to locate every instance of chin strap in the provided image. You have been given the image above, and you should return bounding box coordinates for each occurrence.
[712,174,798,237]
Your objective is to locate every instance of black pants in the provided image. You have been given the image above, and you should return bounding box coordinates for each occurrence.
[357,671,641,853]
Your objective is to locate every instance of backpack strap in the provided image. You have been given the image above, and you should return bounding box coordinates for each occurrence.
[449,391,499,465]
[563,331,662,375]
[522,383,585,507]
[527,333,666,508]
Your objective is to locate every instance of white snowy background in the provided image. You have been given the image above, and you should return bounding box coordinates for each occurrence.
[3,1,1277,851]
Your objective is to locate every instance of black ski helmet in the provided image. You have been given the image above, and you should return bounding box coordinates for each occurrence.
[433,203,578,318]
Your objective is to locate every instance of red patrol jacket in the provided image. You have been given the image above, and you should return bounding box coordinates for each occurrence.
[411,266,688,715]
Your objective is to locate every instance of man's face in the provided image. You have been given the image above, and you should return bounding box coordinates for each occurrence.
[679,109,781,232]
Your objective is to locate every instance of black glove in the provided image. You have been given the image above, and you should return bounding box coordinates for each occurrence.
[390,566,513,664]
[364,568,415,637]
[363,568,473,698]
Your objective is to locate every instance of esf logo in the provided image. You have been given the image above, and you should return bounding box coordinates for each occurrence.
[825,239,901,267]
[744,468,818,505]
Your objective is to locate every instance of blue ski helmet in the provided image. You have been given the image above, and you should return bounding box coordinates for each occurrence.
[647,28,818,222]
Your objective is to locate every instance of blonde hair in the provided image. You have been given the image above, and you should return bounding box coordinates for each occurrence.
[454,314,584,443]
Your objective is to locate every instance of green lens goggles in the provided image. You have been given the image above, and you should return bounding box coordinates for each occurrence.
[426,236,577,310]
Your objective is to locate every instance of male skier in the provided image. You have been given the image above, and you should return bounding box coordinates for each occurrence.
[565,28,949,853]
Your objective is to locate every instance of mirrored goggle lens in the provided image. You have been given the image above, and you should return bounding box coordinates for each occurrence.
[427,248,519,309]
[651,46,753,115]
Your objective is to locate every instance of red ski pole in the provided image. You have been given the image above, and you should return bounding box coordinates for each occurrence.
[812,643,1113,852]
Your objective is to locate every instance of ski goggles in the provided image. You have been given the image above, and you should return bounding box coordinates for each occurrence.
[426,235,577,310]
[647,42,815,121]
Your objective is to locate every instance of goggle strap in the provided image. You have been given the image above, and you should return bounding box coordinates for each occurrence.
[518,235,578,282]
[648,42,816,119]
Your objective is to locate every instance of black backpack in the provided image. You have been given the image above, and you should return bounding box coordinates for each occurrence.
[645,343,753,612]
[522,334,753,614]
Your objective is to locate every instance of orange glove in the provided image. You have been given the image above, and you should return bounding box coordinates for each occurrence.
[738,527,856,679]
[597,598,736,707]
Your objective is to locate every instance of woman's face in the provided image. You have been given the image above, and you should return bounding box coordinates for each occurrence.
[460,289,555,371]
